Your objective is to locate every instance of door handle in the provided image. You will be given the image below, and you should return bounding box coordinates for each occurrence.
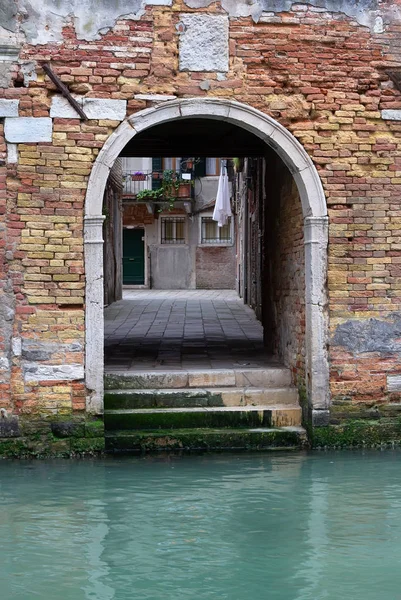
[129,258,135,261]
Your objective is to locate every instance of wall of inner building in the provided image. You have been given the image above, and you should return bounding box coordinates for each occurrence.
[120,156,236,290]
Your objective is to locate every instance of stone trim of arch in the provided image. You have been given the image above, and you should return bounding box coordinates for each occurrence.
[84,98,329,421]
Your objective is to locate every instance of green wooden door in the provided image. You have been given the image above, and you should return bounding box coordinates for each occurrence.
[123,228,145,285]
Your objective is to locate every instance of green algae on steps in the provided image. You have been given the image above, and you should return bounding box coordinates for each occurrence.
[105,427,307,452]
[104,389,224,410]
[104,408,276,430]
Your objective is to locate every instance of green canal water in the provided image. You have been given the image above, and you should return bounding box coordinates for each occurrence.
[1,451,401,599]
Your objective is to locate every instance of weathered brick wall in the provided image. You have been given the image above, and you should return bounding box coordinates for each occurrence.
[0,0,400,424]
[196,246,236,289]
[268,158,305,386]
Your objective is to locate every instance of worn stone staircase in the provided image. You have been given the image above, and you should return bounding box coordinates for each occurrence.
[104,367,306,452]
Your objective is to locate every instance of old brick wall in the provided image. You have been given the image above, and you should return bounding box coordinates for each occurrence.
[266,156,305,386]
[196,246,236,289]
[0,0,400,424]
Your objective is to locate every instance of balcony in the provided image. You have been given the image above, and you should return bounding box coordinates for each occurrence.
[123,170,153,196]
[122,170,194,208]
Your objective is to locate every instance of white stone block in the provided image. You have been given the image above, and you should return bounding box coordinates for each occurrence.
[50,96,80,118]
[24,363,84,382]
[7,143,18,164]
[84,98,127,120]
[387,374,401,392]
[11,337,22,357]
[4,117,52,143]
[179,14,229,72]
[0,99,19,117]
[50,95,127,120]
[381,110,401,121]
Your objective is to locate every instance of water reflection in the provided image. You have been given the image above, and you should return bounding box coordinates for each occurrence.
[1,452,401,599]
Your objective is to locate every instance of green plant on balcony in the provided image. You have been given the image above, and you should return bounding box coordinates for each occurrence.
[136,170,192,209]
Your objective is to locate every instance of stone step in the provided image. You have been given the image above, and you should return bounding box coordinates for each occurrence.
[104,367,292,390]
[105,426,307,452]
[104,405,302,430]
[104,387,299,410]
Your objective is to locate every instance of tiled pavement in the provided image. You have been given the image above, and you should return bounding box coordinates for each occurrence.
[104,289,278,371]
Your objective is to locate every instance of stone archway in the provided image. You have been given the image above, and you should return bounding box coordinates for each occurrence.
[84,98,329,422]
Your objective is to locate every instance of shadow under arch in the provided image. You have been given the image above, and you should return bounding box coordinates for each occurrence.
[84,98,329,422]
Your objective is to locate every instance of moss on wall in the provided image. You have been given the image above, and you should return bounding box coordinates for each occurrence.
[0,416,105,458]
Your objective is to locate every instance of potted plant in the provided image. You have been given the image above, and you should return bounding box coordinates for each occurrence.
[161,169,192,199]
[177,181,192,197]
[131,171,147,181]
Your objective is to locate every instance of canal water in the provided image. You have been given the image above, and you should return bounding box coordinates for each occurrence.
[1,451,401,599]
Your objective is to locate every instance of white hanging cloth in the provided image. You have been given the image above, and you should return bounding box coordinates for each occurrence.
[212,160,232,227]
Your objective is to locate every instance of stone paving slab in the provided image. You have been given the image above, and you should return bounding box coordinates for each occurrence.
[104,289,273,371]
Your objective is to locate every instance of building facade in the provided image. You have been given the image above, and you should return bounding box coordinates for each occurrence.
[1,0,401,453]
[120,156,236,290]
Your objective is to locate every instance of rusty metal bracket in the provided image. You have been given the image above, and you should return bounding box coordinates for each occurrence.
[42,63,88,120]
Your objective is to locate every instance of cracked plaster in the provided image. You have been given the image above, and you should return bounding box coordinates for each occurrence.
[0,0,397,44]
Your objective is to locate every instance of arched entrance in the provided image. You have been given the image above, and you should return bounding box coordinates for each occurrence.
[84,98,329,420]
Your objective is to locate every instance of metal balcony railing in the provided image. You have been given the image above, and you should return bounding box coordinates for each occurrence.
[122,170,154,196]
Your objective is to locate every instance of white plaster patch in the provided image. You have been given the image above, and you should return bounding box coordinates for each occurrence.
[50,96,127,120]
[374,16,384,33]
[0,99,19,117]
[4,117,52,143]
[23,363,84,382]
[6,143,18,164]
[179,14,229,72]
[387,374,401,392]
[381,110,401,121]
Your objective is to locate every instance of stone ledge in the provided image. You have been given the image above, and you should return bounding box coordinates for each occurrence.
[134,94,177,102]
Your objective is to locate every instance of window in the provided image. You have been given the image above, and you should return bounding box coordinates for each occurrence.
[162,158,182,171]
[161,217,186,245]
[205,158,221,176]
[201,216,232,245]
